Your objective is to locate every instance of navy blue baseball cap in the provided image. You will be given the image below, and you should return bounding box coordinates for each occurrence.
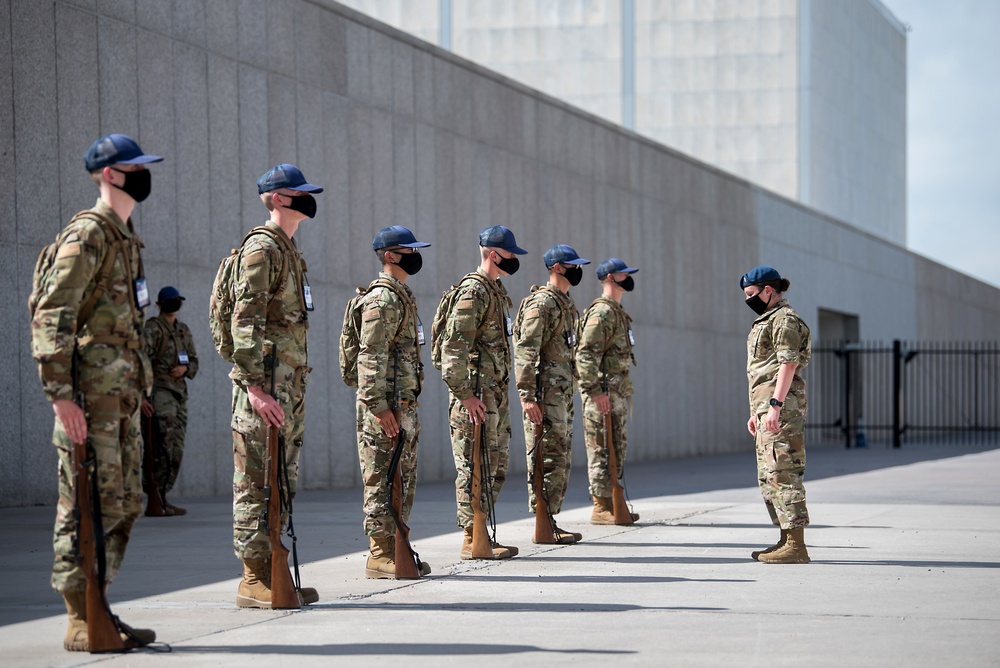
[256,163,324,195]
[479,226,528,255]
[740,265,782,289]
[596,258,639,279]
[372,226,432,251]
[157,286,185,302]
[84,133,163,171]
[543,244,590,268]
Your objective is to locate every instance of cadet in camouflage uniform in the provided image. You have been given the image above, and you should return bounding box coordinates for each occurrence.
[575,258,641,525]
[355,226,432,578]
[30,133,161,651]
[141,285,198,517]
[230,164,321,607]
[438,226,526,559]
[513,245,589,544]
[741,265,812,564]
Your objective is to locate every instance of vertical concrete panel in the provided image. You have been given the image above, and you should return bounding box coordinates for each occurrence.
[432,57,454,132]
[98,16,139,136]
[171,0,206,48]
[368,30,394,111]
[135,31,176,264]
[412,49,435,126]
[267,73,297,165]
[265,0,296,76]
[471,143,491,231]
[12,0,61,247]
[236,0,268,70]
[0,244,22,505]
[0,0,11,246]
[451,66,474,138]
[238,65,269,227]
[322,93,351,288]
[391,40,414,116]
[136,0,171,34]
[174,43,211,268]
[346,20,371,105]
[348,103,374,280]
[207,54,241,261]
[205,0,238,59]
[393,116,416,229]
[412,122,438,285]
[98,0,135,23]
[297,2,347,95]
[294,83,327,282]
[55,5,99,227]
[370,108,395,234]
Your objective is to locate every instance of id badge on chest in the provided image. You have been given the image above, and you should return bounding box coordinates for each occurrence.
[505,315,513,337]
[302,274,315,312]
[417,323,426,346]
[134,277,150,309]
[566,329,577,347]
[178,349,190,365]
[628,329,636,346]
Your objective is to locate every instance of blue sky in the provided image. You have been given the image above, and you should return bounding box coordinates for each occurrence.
[884,0,1000,288]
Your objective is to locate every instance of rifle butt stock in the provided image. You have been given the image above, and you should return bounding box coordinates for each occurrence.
[532,423,557,544]
[141,411,167,517]
[389,428,421,579]
[265,425,300,609]
[603,412,635,526]
[469,422,494,558]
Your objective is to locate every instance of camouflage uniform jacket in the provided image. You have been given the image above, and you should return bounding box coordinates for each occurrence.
[229,222,309,387]
[575,296,635,398]
[439,268,514,400]
[513,284,578,403]
[144,314,199,399]
[357,272,423,416]
[746,298,811,416]
[31,199,151,401]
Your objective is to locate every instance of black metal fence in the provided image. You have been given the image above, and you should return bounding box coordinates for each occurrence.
[806,340,1000,447]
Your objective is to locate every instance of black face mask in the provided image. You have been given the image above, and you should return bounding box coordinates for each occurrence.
[745,290,770,316]
[282,193,317,219]
[614,275,635,292]
[394,252,423,275]
[111,168,152,203]
[159,298,183,314]
[563,266,583,286]
[493,254,520,276]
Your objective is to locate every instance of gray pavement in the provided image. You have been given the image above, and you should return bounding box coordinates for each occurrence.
[2,443,999,667]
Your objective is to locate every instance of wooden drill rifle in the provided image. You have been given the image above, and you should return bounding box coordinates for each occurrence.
[262,345,300,609]
[531,365,557,544]
[70,347,126,653]
[140,403,168,517]
[601,356,634,526]
[386,348,423,579]
[469,352,494,558]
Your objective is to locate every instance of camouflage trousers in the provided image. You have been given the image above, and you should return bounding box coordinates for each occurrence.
[523,387,574,515]
[142,386,187,496]
[754,410,810,529]
[582,392,630,498]
[51,392,143,593]
[231,380,305,561]
[356,399,419,541]
[450,385,510,529]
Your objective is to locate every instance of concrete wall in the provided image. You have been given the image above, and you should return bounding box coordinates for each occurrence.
[2,0,998,507]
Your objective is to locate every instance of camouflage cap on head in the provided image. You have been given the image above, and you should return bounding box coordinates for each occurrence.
[84,133,163,171]
[739,265,782,289]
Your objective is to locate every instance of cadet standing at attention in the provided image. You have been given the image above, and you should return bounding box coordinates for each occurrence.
[29,133,162,651]
[740,265,812,564]
[513,244,589,544]
[433,225,526,559]
[225,164,321,607]
[575,258,641,525]
[141,285,198,517]
[345,226,432,578]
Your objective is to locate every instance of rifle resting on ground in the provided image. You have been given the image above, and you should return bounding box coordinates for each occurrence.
[602,358,634,526]
[386,348,423,579]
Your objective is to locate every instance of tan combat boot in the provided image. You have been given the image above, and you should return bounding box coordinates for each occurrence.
[590,496,615,525]
[553,525,582,544]
[752,528,788,561]
[758,527,810,564]
[460,527,514,560]
[163,500,187,516]
[236,558,271,608]
[63,588,89,652]
[365,535,396,579]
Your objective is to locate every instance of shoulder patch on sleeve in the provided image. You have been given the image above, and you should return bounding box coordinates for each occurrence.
[246,250,267,266]
[456,298,475,310]
[524,308,540,319]
[56,242,82,259]
[362,307,380,322]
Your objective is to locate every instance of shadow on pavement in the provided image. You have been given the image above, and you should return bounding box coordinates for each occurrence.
[172,643,637,656]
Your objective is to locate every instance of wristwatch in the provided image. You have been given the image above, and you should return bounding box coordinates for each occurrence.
[769,397,783,408]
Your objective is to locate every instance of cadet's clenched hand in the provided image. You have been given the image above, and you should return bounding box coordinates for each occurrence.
[375,409,400,438]
[521,400,543,425]
[53,399,87,445]
[141,398,154,417]
[594,393,611,416]
[461,396,487,424]
[747,414,757,436]
[169,365,188,378]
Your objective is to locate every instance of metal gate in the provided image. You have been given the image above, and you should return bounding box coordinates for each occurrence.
[806,340,1000,447]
